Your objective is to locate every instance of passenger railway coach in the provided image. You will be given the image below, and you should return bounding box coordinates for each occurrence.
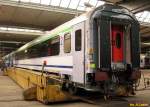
[3,4,141,96]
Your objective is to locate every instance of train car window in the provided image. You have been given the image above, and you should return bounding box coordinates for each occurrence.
[19,51,25,60]
[38,43,48,57]
[48,36,60,56]
[64,33,71,53]
[16,52,19,60]
[47,47,51,56]
[75,29,82,51]
[29,45,40,58]
[116,33,121,48]
[24,49,29,59]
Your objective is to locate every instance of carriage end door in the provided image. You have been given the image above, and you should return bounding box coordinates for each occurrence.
[111,25,124,62]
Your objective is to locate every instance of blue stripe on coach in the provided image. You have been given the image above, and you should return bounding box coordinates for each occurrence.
[15,64,73,68]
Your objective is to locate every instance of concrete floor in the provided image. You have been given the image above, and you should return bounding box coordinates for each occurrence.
[0,70,150,107]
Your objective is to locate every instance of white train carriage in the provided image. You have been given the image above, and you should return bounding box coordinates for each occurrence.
[3,4,141,96]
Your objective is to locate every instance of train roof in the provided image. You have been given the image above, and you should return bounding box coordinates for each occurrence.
[16,13,88,53]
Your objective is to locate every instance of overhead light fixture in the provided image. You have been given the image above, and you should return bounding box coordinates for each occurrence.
[142,43,150,45]
[0,26,43,33]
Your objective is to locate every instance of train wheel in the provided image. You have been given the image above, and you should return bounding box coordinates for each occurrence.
[68,84,78,95]
[104,95,110,101]
[61,82,67,90]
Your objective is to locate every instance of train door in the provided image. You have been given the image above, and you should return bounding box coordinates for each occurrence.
[111,25,124,62]
[72,22,85,84]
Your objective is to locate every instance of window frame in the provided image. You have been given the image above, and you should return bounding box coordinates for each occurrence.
[48,36,60,56]
[75,29,82,51]
[64,32,71,53]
